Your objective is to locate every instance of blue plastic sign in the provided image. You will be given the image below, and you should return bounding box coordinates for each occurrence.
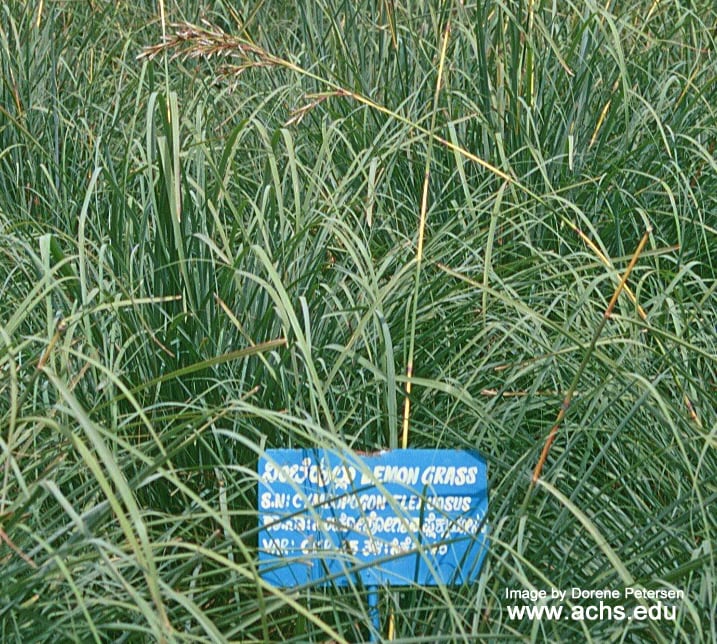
[258,448,489,588]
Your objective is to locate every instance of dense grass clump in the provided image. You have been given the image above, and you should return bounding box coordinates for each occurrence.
[1,1,715,642]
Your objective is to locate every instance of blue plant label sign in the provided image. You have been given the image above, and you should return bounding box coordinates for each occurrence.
[258,448,489,588]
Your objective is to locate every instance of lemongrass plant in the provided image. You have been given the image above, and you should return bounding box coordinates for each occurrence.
[0,1,715,641]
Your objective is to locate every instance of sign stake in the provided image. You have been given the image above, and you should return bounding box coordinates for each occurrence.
[368,586,380,642]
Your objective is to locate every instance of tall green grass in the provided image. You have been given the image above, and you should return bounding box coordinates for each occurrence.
[1,0,715,641]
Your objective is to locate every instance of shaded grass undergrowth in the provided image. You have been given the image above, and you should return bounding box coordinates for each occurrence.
[0,1,715,641]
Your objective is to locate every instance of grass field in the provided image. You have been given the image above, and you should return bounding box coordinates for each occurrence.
[1,1,715,641]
